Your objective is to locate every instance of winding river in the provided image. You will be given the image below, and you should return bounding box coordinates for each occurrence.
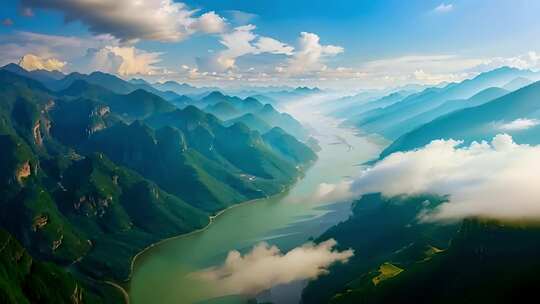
[129,95,384,304]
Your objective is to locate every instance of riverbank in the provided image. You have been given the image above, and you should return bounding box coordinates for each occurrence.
[129,102,385,304]
[104,197,272,304]
[128,196,267,281]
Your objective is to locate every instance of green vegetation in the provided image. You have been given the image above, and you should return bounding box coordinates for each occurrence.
[0,67,316,302]
[301,193,459,304]
[371,263,403,286]
[0,229,123,304]
[324,219,540,304]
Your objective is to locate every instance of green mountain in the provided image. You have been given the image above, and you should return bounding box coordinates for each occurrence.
[381,87,509,138]
[206,101,241,120]
[142,107,311,209]
[503,76,534,91]
[257,104,308,140]
[381,80,540,158]
[301,193,458,304]
[303,193,540,304]
[51,72,136,94]
[1,64,182,101]
[0,229,123,304]
[350,67,536,140]
[153,80,217,96]
[1,63,64,88]
[200,92,308,140]
[201,91,243,106]
[263,127,317,165]
[333,91,411,119]
[323,219,540,304]
[0,69,315,302]
[58,80,176,121]
[225,113,272,134]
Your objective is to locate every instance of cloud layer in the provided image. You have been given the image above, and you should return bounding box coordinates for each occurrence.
[349,134,540,222]
[195,239,353,296]
[21,0,226,42]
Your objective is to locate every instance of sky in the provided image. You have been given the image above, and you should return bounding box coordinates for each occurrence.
[1,0,540,89]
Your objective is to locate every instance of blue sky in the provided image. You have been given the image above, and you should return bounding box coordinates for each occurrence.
[2,0,540,89]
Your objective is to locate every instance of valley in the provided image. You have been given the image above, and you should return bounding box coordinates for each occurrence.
[129,96,383,304]
[2,3,540,302]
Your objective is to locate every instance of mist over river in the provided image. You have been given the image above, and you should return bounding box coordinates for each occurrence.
[129,95,384,304]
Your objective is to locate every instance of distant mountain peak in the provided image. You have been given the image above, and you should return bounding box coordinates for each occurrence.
[1,62,27,73]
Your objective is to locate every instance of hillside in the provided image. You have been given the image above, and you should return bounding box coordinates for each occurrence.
[351,67,536,140]
[381,80,540,158]
[0,229,123,304]
[301,193,458,304]
[325,220,540,304]
[0,69,315,299]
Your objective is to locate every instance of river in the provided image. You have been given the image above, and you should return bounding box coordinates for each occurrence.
[129,95,384,304]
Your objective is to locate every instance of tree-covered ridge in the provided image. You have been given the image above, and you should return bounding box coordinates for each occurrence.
[0,66,317,302]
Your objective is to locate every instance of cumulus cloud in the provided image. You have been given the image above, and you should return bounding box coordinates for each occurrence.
[285,32,344,75]
[194,239,353,296]
[190,11,227,34]
[83,46,162,76]
[20,0,226,42]
[433,3,454,13]
[348,134,540,222]
[18,53,66,71]
[497,118,540,131]
[255,37,295,55]
[196,24,293,72]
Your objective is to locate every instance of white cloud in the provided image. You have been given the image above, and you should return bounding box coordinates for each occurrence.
[310,182,354,204]
[285,32,344,75]
[196,24,294,72]
[20,0,226,42]
[349,134,540,222]
[83,46,162,76]
[18,53,66,71]
[255,37,294,55]
[497,118,540,131]
[433,3,454,13]
[190,11,227,34]
[194,239,353,296]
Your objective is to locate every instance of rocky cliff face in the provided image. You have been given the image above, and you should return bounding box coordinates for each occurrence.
[16,161,31,183]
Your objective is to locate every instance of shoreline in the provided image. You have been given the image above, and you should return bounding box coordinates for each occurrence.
[127,196,268,281]
[126,166,314,283]
[119,180,300,302]
[99,196,271,304]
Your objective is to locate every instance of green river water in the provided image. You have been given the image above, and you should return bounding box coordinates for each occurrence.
[129,96,384,304]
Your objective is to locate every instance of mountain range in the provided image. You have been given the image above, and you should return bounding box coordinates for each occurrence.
[0,64,317,302]
[382,79,540,157]
[344,67,538,140]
